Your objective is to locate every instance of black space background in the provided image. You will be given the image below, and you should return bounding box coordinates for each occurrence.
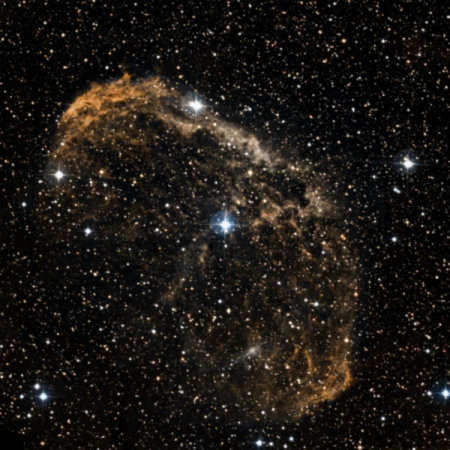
[1,1,449,449]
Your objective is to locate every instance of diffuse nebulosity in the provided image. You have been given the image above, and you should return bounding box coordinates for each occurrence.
[40,75,359,420]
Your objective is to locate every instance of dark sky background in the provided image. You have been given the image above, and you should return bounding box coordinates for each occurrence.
[1,1,449,449]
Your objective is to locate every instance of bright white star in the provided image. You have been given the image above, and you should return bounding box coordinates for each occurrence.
[54,170,64,180]
[442,389,450,399]
[402,158,414,169]
[39,392,48,401]
[188,99,204,112]
[256,440,264,447]
[84,227,92,236]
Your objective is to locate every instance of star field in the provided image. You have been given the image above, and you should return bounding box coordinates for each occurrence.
[1,1,449,449]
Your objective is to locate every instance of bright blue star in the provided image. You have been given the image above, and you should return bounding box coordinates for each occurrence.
[220,218,231,233]
[210,211,235,235]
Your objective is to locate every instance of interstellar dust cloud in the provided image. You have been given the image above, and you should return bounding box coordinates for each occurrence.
[42,75,359,420]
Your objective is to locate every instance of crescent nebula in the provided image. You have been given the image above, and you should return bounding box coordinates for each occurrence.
[41,74,360,421]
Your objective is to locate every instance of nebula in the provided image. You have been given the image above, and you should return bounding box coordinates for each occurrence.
[41,74,359,421]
